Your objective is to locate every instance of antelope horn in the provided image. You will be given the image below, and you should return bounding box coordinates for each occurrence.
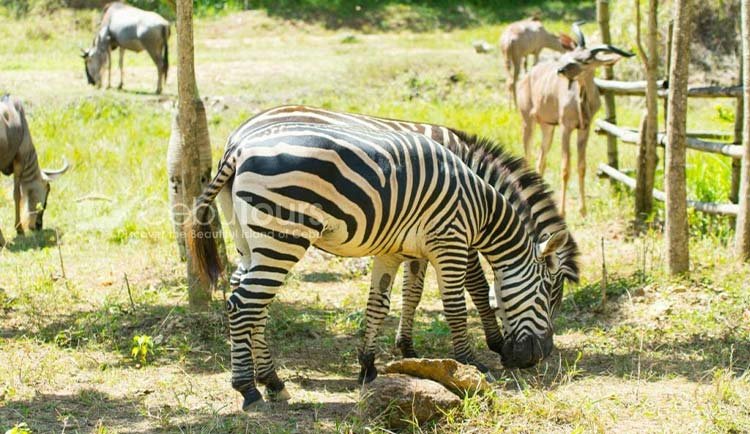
[589,44,635,58]
[572,21,586,48]
[44,159,70,176]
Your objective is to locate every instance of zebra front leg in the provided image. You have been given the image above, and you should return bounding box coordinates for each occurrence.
[359,255,402,384]
[463,250,503,355]
[228,232,307,409]
[395,259,427,358]
[431,250,488,373]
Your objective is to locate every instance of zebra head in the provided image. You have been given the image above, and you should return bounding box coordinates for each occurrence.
[493,229,570,369]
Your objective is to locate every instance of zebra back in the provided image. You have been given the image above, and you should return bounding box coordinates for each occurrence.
[231,105,580,281]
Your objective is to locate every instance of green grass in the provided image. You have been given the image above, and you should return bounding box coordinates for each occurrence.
[0,5,749,433]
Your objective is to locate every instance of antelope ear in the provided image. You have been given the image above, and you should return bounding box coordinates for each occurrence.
[42,159,70,181]
[538,230,569,258]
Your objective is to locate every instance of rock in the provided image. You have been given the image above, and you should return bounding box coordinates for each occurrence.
[360,374,460,429]
[384,358,493,398]
[472,39,494,54]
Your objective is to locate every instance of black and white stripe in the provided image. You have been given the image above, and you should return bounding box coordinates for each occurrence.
[187,121,570,410]
[221,105,579,358]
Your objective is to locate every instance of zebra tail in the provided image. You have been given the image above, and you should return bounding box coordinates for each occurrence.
[184,155,235,286]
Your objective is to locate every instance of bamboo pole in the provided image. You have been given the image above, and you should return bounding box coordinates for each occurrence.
[595,119,744,158]
[595,78,741,98]
[598,163,739,216]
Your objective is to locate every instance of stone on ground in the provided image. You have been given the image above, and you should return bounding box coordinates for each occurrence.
[384,358,493,398]
[360,373,461,429]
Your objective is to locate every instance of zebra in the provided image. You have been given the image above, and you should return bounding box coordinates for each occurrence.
[185,122,570,410]
[217,105,579,361]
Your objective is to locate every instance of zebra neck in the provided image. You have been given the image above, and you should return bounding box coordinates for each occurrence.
[475,188,535,270]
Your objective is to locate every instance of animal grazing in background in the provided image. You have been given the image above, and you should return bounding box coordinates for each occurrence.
[0,95,69,234]
[499,17,576,105]
[223,105,579,363]
[517,23,633,216]
[185,122,570,410]
[82,2,170,94]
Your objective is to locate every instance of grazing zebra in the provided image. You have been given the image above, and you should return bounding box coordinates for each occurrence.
[185,122,570,410]
[218,105,580,360]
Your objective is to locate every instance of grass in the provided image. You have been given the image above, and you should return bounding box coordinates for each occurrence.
[1,4,749,433]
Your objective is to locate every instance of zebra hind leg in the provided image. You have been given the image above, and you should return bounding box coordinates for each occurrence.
[395,259,428,358]
[228,233,308,410]
[358,255,402,384]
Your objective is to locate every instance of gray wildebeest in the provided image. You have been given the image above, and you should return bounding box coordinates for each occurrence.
[0,95,69,235]
[82,2,170,94]
[517,23,633,217]
[499,17,575,105]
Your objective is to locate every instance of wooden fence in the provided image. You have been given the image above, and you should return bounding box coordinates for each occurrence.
[593,78,743,217]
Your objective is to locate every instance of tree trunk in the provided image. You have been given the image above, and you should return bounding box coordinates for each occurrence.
[664,0,693,275]
[167,0,226,310]
[736,0,750,261]
[634,0,659,221]
[598,0,619,174]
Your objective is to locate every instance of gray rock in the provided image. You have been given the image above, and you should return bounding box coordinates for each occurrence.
[360,374,461,429]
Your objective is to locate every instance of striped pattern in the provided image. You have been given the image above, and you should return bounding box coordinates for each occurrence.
[188,120,570,407]
[222,105,579,358]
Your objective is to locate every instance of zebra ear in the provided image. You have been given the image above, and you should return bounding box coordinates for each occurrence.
[538,230,569,258]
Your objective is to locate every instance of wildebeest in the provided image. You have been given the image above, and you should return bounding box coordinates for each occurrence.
[499,17,575,105]
[517,23,633,216]
[0,95,69,234]
[82,2,170,94]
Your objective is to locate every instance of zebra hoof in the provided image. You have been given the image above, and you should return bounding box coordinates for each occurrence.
[267,386,291,402]
[357,350,378,384]
[358,366,378,384]
[396,338,419,359]
[241,389,264,412]
[455,356,489,374]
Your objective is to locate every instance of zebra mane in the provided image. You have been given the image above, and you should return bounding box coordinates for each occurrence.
[449,128,581,282]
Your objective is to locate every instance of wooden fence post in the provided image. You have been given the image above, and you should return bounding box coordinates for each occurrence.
[598,0,619,173]
[732,95,743,204]
[736,0,750,261]
[665,0,693,275]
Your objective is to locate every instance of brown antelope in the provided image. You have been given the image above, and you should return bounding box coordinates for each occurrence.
[0,95,69,234]
[517,23,633,216]
[82,2,170,94]
[499,17,575,105]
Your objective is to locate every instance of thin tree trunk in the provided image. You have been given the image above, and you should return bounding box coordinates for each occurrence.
[736,0,750,261]
[665,0,693,275]
[167,0,226,309]
[598,0,619,174]
[634,0,659,221]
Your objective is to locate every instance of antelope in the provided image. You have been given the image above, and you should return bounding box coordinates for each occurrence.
[82,2,170,94]
[517,23,633,216]
[500,17,575,105]
[0,95,69,234]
